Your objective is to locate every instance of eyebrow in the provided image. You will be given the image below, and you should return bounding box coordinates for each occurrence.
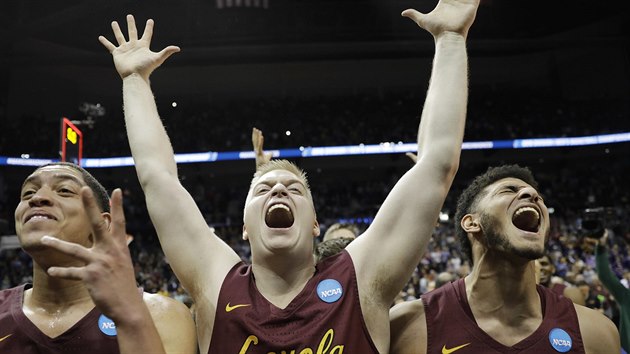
[256,178,306,188]
[21,173,85,190]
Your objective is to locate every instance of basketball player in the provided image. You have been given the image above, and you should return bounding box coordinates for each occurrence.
[390,165,620,353]
[100,0,478,351]
[0,163,196,354]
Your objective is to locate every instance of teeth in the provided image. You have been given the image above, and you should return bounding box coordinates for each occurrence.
[515,207,539,220]
[268,204,290,213]
[29,215,53,221]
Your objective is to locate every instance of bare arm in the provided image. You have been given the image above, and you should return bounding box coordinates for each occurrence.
[390,300,427,354]
[42,188,166,354]
[100,15,241,300]
[348,0,479,307]
[144,293,198,354]
[575,304,621,354]
[252,127,272,169]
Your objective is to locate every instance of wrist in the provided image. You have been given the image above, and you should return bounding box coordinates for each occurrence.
[122,72,150,83]
[435,31,467,44]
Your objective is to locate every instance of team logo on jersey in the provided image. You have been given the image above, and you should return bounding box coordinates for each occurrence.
[98,314,117,336]
[549,328,572,353]
[442,343,470,353]
[317,279,343,303]
[226,303,251,312]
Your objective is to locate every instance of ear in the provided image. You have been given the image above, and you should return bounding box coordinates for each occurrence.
[312,220,320,238]
[242,224,249,241]
[461,214,480,234]
[102,212,112,230]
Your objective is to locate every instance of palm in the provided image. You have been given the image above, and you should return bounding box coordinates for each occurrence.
[99,15,179,80]
[112,44,161,79]
[404,0,479,38]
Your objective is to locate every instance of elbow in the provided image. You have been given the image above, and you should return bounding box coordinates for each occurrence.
[136,162,178,189]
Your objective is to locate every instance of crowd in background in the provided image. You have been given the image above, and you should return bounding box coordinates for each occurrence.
[0,88,629,330]
[1,88,628,159]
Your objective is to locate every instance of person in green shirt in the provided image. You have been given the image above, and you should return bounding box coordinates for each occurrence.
[588,230,630,353]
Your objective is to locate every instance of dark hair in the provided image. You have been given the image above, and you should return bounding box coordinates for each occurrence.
[454,165,538,263]
[37,162,110,212]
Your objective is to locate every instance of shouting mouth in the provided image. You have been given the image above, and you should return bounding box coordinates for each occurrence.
[512,206,540,233]
[265,203,294,228]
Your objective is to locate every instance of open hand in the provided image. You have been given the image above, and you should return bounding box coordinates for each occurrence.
[402,0,480,39]
[100,14,180,80]
[41,188,141,323]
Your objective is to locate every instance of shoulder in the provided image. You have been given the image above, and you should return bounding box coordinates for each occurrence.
[0,285,24,304]
[562,286,586,306]
[573,304,620,353]
[143,292,193,321]
[390,300,427,354]
[390,299,425,324]
[143,292,198,354]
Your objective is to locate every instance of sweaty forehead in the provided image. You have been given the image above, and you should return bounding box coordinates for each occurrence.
[24,165,85,187]
[255,169,305,186]
[487,177,533,192]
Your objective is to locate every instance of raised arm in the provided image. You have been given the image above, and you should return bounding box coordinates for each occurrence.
[347,0,479,307]
[594,231,630,304]
[252,127,273,169]
[99,15,240,301]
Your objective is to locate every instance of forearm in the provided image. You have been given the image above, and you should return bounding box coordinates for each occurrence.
[417,33,468,174]
[115,305,166,354]
[123,74,178,187]
[595,244,627,298]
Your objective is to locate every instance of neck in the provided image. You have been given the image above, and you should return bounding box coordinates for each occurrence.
[465,251,541,324]
[26,264,93,313]
[251,254,316,309]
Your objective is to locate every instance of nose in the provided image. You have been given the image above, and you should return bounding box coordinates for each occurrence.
[28,188,54,207]
[270,183,289,197]
[518,186,540,203]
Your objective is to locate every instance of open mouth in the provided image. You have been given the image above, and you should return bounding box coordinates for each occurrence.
[265,204,294,228]
[512,206,540,233]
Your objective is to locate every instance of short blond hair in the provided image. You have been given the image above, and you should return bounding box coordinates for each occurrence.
[323,223,359,241]
[250,159,311,191]
[247,159,316,211]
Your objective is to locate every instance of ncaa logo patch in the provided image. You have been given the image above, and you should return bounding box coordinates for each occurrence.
[549,328,572,353]
[98,314,117,336]
[317,279,343,303]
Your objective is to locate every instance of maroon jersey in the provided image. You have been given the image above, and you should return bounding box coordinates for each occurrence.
[0,284,120,354]
[422,278,585,353]
[551,282,567,296]
[208,250,379,353]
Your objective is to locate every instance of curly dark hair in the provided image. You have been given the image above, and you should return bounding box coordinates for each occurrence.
[36,162,110,213]
[454,165,538,264]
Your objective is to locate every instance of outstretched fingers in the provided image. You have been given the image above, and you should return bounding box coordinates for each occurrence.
[41,236,92,263]
[108,189,128,246]
[126,14,138,42]
[98,35,116,52]
[141,19,154,44]
[47,266,86,281]
[81,187,111,246]
[111,20,127,46]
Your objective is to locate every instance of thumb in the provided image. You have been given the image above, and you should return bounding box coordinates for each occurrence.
[401,9,426,26]
[157,45,181,63]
